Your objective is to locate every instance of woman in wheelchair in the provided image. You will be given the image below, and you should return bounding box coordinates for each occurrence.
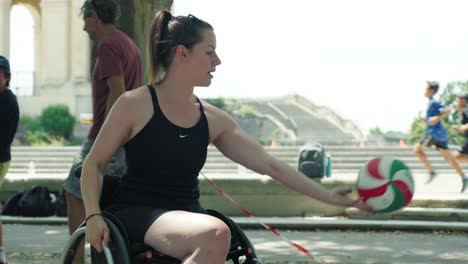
[79,9,371,264]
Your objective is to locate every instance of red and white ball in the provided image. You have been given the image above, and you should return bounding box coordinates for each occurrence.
[356,157,414,214]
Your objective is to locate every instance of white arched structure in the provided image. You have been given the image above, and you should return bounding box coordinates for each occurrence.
[2,0,91,137]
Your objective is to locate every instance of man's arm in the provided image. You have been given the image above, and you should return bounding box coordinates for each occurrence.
[105,76,126,118]
[428,106,451,126]
[452,124,468,134]
[96,41,126,118]
[460,124,468,132]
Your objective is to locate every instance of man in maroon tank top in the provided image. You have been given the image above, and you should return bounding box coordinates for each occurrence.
[62,0,142,262]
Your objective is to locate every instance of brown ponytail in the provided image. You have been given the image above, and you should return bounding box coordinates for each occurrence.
[147,10,213,84]
[148,10,172,84]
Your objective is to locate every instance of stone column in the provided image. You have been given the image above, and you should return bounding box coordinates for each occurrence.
[70,0,89,84]
[0,0,12,57]
[70,0,92,138]
[38,0,70,93]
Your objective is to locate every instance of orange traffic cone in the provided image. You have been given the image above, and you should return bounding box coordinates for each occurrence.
[399,139,407,148]
[359,139,365,148]
[270,139,278,148]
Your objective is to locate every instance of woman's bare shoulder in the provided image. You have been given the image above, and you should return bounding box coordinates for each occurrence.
[200,99,238,139]
[124,85,150,99]
[112,86,152,117]
[200,99,229,118]
[119,86,150,106]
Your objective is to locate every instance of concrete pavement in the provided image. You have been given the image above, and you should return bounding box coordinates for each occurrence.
[4,216,468,231]
[3,223,468,264]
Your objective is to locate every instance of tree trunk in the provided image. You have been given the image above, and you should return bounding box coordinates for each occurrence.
[91,0,173,84]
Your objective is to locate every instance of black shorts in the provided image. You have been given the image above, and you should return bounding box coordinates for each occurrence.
[106,203,207,243]
[420,135,448,150]
[100,178,207,243]
[460,143,468,155]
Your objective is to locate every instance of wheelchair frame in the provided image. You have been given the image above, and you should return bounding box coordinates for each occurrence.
[61,209,263,264]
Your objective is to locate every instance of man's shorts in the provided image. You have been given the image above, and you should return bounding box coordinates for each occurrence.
[460,142,468,155]
[63,139,127,200]
[420,135,448,150]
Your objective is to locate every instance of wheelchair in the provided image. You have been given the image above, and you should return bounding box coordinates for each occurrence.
[60,168,263,263]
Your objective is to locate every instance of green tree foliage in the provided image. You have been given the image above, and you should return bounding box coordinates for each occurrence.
[369,127,383,136]
[368,127,409,144]
[40,104,76,139]
[15,105,75,146]
[238,105,257,118]
[19,116,41,133]
[409,81,468,145]
[15,116,42,145]
[385,130,408,140]
[408,118,427,144]
[204,98,226,110]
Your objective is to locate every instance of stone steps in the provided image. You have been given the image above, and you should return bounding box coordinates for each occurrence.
[9,146,462,174]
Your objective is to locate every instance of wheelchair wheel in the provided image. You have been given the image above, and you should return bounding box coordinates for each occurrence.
[242,259,263,264]
[60,216,131,264]
[60,226,86,264]
[91,216,131,264]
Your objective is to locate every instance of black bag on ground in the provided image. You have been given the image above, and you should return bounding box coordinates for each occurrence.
[2,191,25,216]
[54,187,68,217]
[18,185,56,217]
[298,142,328,179]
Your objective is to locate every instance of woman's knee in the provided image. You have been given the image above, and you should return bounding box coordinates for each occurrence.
[144,212,231,258]
[199,219,231,251]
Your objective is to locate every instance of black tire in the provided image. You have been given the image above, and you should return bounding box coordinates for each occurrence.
[60,227,86,264]
[243,258,263,264]
[60,216,131,264]
[91,217,131,264]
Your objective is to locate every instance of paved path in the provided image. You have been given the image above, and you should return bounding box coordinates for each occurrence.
[4,224,468,264]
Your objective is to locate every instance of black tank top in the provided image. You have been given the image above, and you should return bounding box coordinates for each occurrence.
[113,85,209,210]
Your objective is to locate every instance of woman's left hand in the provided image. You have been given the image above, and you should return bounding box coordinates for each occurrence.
[330,187,374,213]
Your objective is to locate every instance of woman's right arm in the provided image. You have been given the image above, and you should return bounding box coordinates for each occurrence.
[81,92,137,252]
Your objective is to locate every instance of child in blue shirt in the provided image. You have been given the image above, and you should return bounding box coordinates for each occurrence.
[414,81,468,193]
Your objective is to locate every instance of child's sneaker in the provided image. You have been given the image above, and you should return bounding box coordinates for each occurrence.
[461,176,468,193]
[426,171,437,184]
